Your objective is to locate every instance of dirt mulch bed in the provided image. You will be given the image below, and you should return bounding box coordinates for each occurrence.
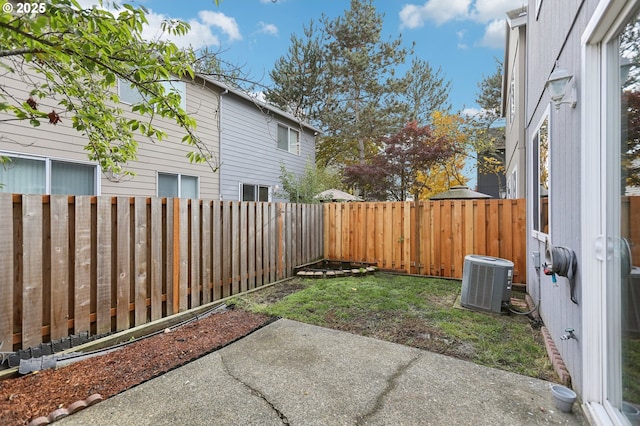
[0,309,273,426]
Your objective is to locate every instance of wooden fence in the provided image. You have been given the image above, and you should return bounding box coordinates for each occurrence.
[324,199,527,284]
[0,194,323,351]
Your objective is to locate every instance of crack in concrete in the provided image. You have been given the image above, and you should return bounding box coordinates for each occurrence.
[219,353,290,425]
[356,353,422,425]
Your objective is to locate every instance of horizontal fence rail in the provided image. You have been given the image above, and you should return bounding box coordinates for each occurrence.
[0,194,323,352]
[323,199,527,284]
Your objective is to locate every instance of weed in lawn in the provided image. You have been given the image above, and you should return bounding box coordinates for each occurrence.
[231,273,557,382]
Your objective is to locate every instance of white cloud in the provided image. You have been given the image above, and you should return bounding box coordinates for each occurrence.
[399,0,471,28]
[399,0,521,49]
[477,19,506,49]
[140,11,220,49]
[73,1,238,50]
[456,29,468,49]
[461,107,484,117]
[258,21,279,36]
[470,0,525,23]
[198,10,242,42]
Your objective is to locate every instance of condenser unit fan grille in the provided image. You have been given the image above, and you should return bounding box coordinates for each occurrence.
[461,255,514,314]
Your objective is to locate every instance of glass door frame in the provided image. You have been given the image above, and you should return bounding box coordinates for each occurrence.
[581,0,640,424]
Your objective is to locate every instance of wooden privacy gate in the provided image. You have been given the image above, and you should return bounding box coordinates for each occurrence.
[0,194,323,351]
[323,199,527,283]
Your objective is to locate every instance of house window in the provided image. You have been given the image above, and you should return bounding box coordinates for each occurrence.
[241,183,270,202]
[532,114,550,235]
[158,172,198,198]
[0,154,97,195]
[277,124,300,154]
[118,78,186,110]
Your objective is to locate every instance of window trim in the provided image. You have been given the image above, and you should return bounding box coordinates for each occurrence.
[239,182,271,202]
[0,151,100,195]
[531,107,550,241]
[156,171,199,199]
[118,78,187,110]
[276,123,301,155]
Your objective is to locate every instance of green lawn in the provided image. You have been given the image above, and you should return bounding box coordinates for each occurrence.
[231,273,557,382]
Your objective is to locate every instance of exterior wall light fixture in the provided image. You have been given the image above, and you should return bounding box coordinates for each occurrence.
[547,68,577,110]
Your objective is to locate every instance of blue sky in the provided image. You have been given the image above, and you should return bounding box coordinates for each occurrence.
[82,0,525,113]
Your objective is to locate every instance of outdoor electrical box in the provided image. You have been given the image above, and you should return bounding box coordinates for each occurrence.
[461,255,514,314]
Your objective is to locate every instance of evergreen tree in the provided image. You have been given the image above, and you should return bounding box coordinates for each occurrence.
[267,0,412,170]
[404,58,452,124]
[264,22,323,119]
[318,0,411,167]
[467,59,505,192]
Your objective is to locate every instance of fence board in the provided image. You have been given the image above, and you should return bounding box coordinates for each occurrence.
[452,200,463,277]
[464,201,474,258]
[49,196,69,339]
[96,197,111,334]
[178,200,189,311]
[150,197,163,320]
[475,201,487,254]
[397,203,405,270]
[231,202,240,294]
[116,197,130,331]
[201,200,212,304]
[240,202,248,293]
[277,204,284,280]
[403,202,411,273]
[0,194,13,349]
[432,202,442,275]
[256,203,263,287]
[22,195,43,348]
[73,197,92,334]
[441,202,452,276]
[248,202,256,290]
[221,202,231,297]
[212,201,222,300]
[190,200,201,308]
[133,198,148,325]
[165,198,175,316]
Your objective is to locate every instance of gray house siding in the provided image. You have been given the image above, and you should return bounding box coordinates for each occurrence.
[503,9,527,199]
[525,0,598,397]
[0,69,220,198]
[218,92,316,202]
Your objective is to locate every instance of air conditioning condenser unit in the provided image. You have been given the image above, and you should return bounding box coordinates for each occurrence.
[461,255,514,314]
